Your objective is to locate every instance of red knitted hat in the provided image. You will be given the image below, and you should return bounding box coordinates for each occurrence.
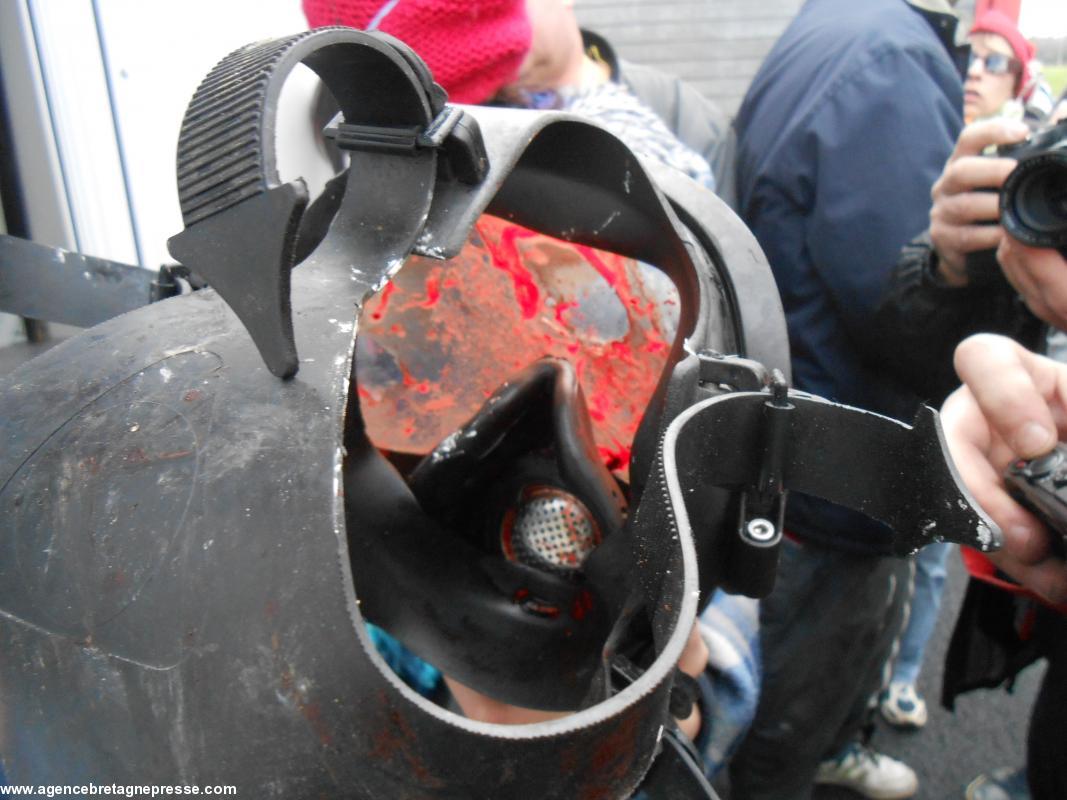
[303,0,532,104]
[970,9,1035,95]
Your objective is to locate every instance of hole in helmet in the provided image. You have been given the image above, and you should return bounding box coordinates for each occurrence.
[344,213,681,720]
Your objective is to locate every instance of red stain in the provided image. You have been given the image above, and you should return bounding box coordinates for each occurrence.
[371,281,396,321]
[299,702,333,748]
[487,223,541,319]
[576,707,644,800]
[571,589,594,621]
[356,215,677,483]
[525,601,561,618]
[369,693,446,788]
[279,667,333,747]
[183,389,203,402]
[554,300,578,325]
[420,274,441,308]
[421,394,456,413]
[575,243,620,288]
[598,443,631,474]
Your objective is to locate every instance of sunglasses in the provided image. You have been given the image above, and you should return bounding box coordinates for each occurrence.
[968,49,1022,77]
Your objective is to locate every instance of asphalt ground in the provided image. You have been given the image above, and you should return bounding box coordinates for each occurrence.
[814,553,1044,800]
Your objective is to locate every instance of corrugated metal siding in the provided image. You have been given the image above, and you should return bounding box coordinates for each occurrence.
[576,0,804,115]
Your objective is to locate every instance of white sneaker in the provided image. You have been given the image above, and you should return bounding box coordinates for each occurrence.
[879,681,928,729]
[815,742,918,799]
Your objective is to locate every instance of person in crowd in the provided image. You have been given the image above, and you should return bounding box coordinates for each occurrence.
[874,116,1043,393]
[729,0,969,797]
[304,0,734,196]
[872,111,1066,798]
[302,0,759,782]
[963,9,1035,124]
[877,12,1040,724]
[941,332,1067,800]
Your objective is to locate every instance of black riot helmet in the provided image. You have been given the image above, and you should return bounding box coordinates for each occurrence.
[0,27,996,799]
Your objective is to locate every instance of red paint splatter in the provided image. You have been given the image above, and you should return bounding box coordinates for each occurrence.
[370,281,396,321]
[575,243,620,288]
[355,215,679,483]
[420,274,441,308]
[486,224,541,319]
[571,589,594,620]
[554,300,578,325]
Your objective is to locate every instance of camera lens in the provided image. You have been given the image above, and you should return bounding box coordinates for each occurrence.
[1002,152,1067,249]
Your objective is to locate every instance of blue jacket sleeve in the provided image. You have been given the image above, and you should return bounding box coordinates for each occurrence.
[803,44,960,351]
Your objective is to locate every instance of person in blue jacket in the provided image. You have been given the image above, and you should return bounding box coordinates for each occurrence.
[729,0,966,798]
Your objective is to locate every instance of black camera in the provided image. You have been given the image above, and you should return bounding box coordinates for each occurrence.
[1004,443,1067,556]
[999,119,1067,258]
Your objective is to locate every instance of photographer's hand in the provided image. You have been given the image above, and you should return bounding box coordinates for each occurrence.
[996,236,1067,329]
[942,334,1067,604]
[929,119,1030,286]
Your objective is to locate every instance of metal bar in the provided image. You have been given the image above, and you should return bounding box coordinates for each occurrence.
[0,234,157,328]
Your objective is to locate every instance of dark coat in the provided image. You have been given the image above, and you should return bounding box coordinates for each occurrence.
[734,0,964,553]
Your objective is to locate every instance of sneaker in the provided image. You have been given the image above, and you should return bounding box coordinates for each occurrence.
[964,767,1031,800]
[879,682,928,729]
[815,742,918,799]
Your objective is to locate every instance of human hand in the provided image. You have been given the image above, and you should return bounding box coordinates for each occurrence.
[942,334,1067,604]
[674,623,710,740]
[929,119,1030,285]
[444,622,710,739]
[996,236,1067,329]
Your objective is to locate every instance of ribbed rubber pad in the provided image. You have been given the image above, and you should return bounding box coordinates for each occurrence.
[176,32,312,226]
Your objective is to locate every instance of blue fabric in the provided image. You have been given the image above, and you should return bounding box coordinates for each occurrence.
[892,540,952,685]
[695,590,761,779]
[366,623,443,698]
[734,0,964,554]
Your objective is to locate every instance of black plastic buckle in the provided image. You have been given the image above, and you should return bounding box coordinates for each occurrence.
[325,105,489,184]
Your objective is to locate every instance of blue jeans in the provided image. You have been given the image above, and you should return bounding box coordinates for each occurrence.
[891,541,951,686]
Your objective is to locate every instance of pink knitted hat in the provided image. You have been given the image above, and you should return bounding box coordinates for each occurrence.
[970,9,1035,95]
[303,0,532,104]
